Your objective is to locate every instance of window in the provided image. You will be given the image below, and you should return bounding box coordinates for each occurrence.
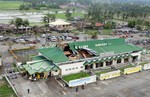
[76,67,78,69]
[66,69,68,71]
[72,68,75,70]
[69,68,71,70]
[81,66,83,68]
[55,70,58,72]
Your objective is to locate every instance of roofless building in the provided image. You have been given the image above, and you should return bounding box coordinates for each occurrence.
[23,38,143,80]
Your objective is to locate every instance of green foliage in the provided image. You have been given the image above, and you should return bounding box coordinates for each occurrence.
[0,1,25,9]
[0,78,17,97]
[42,13,56,23]
[23,19,30,27]
[10,18,30,28]
[19,4,31,10]
[46,4,60,9]
[65,9,72,20]
[15,18,23,28]
[128,21,136,28]
[104,21,116,29]
[87,30,98,39]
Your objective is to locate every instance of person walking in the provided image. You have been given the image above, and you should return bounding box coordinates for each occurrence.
[27,89,30,94]
[76,86,78,92]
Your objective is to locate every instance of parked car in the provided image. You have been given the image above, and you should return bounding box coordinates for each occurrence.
[65,36,73,41]
[50,36,57,42]
[69,36,79,40]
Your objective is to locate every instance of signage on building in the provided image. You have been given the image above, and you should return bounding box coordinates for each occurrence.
[68,75,96,87]
[74,42,112,49]
[95,43,111,47]
[99,70,121,80]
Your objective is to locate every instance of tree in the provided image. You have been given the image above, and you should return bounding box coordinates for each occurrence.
[23,19,30,27]
[55,10,58,15]
[128,21,136,28]
[42,13,56,24]
[87,30,98,39]
[65,9,72,20]
[72,8,75,13]
[23,19,30,33]
[9,19,15,25]
[15,18,23,28]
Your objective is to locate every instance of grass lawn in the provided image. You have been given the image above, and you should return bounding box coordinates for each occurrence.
[102,29,113,35]
[96,69,113,76]
[62,72,90,82]
[119,65,134,72]
[0,1,25,9]
[0,78,17,97]
[56,12,84,19]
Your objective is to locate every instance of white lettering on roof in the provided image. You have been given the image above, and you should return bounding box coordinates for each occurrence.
[95,43,107,47]
[79,45,88,48]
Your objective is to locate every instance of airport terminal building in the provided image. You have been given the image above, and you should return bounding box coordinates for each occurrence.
[23,38,143,79]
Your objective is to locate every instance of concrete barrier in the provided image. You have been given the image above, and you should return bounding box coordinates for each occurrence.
[68,75,96,87]
[143,63,150,70]
[99,70,121,80]
[124,65,142,75]
[4,75,19,97]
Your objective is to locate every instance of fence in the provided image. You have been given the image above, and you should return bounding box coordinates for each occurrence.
[4,75,19,97]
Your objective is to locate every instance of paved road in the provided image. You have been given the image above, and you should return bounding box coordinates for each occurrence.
[11,70,150,97]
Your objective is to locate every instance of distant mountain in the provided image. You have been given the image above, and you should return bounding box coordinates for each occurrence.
[96,0,150,5]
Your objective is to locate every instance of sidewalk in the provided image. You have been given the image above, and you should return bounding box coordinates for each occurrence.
[11,76,54,97]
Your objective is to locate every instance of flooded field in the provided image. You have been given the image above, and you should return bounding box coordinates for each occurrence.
[0,10,65,24]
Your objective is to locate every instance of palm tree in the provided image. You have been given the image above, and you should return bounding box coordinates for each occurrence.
[42,13,56,24]
[22,19,30,34]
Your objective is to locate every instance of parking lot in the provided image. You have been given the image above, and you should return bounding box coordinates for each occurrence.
[0,30,150,97]
[10,69,150,97]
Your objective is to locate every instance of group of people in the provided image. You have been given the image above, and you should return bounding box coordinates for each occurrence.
[76,84,85,92]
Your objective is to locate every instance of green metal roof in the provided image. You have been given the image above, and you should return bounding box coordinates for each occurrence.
[89,60,94,64]
[68,38,142,55]
[68,38,125,51]
[52,65,60,71]
[95,60,99,63]
[37,47,69,63]
[92,44,142,55]
[23,60,54,75]
[99,58,105,62]
[83,61,90,66]
[32,55,47,61]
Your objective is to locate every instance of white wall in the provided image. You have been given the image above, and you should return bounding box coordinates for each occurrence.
[68,75,96,87]
[51,70,60,76]
[59,62,85,76]
[131,51,142,60]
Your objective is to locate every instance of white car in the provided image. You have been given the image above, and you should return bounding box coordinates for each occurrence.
[42,34,46,38]
[65,36,72,41]
[19,39,26,43]
[50,36,57,42]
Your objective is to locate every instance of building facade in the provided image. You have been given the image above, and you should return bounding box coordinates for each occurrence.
[23,38,143,78]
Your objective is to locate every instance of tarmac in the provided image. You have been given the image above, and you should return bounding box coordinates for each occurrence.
[11,70,150,97]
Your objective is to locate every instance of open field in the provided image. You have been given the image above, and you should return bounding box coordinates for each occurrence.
[0,1,25,9]
[56,12,84,19]
[0,78,17,97]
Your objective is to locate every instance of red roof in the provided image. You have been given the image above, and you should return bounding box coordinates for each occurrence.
[95,23,104,27]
